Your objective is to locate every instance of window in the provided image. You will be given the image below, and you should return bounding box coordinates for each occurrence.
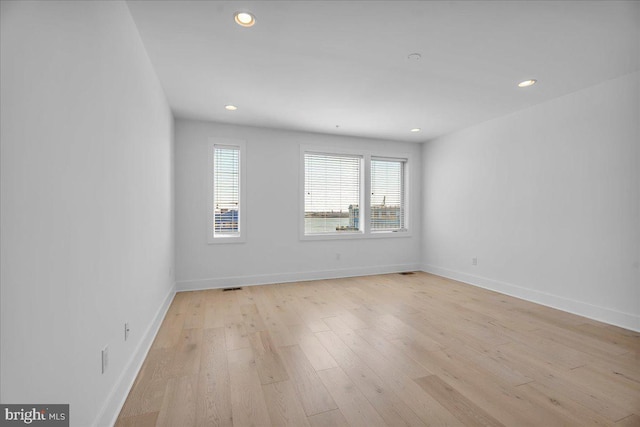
[301,147,409,239]
[304,153,362,234]
[209,139,246,243]
[371,158,406,232]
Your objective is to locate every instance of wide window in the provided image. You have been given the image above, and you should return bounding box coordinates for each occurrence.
[304,153,362,234]
[371,158,406,232]
[209,140,246,243]
[301,148,409,239]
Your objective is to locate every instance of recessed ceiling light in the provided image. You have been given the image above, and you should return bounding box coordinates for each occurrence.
[234,12,255,27]
[225,105,238,111]
[410,128,421,133]
[518,79,537,88]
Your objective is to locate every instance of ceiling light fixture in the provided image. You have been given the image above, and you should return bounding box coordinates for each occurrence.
[224,105,238,111]
[407,53,422,61]
[410,128,421,133]
[234,12,255,27]
[518,79,537,88]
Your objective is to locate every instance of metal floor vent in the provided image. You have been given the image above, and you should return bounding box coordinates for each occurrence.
[222,287,243,292]
[399,272,416,275]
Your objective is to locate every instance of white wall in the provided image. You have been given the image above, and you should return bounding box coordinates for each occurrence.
[422,72,640,331]
[175,119,422,290]
[0,2,174,426]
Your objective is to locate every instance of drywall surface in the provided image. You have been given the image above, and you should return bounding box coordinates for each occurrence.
[422,72,640,331]
[0,2,174,425]
[175,120,422,289]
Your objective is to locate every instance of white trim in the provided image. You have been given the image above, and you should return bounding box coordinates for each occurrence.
[93,284,176,427]
[421,264,640,333]
[370,156,409,233]
[207,138,247,244]
[176,263,421,292]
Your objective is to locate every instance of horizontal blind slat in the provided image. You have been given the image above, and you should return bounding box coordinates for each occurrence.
[371,158,405,231]
[304,153,361,234]
[214,147,240,234]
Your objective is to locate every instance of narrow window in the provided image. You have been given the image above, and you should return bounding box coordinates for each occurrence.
[370,158,406,232]
[210,142,245,242]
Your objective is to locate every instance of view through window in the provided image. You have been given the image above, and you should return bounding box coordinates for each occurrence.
[304,153,362,234]
[371,158,406,231]
[213,146,240,237]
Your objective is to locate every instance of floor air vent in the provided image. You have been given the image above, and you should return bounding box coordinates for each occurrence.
[222,287,242,292]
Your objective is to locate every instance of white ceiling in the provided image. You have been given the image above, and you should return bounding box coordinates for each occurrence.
[126,1,639,142]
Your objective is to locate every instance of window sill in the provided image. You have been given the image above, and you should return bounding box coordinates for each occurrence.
[207,235,246,244]
[300,230,411,241]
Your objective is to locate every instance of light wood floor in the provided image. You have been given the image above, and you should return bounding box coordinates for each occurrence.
[116,272,640,427]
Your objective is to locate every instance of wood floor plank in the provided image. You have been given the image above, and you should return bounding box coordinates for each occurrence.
[118,348,175,418]
[307,409,350,427]
[252,294,299,347]
[571,323,640,353]
[262,380,311,427]
[184,291,205,329]
[172,328,203,377]
[115,412,158,427]
[152,312,185,349]
[444,342,534,387]
[415,375,505,427]
[533,324,630,358]
[197,328,232,426]
[156,375,198,427]
[197,371,233,427]
[411,347,544,426]
[353,327,431,379]
[567,365,640,414]
[224,314,250,351]
[315,329,424,426]
[167,291,191,315]
[487,343,632,421]
[203,291,238,329]
[297,332,339,372]
[200,327,227,373]
[248,330,289,385]
[517,380,617,426]
[277,344,338,416]
[616,414,640,426]
[321,321,461,425]
[241,303,268,334]
[316,367,387,427]
[227,347,272,426]
[116,272,640,427]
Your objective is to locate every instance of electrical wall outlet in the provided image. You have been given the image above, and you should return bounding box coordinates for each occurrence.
[101,346,109,374]
[472,257,478,266]
[336,253,341,260]
[124,322,130,341]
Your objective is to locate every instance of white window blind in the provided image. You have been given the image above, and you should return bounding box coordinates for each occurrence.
[370,158,406,231]
[213,146,240,237]
[304,153,361,234]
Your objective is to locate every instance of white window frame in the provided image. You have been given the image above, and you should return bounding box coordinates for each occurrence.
[370,156,408,234]
[208,138,247,244]
[300,145,411,241]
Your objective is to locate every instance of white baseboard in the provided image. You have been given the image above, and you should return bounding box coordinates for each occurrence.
[176,263,422,292]
[421,264,640,333]
[94,283,176,427]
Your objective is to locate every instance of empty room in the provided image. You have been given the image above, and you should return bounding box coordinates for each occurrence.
[1,1,638,426]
